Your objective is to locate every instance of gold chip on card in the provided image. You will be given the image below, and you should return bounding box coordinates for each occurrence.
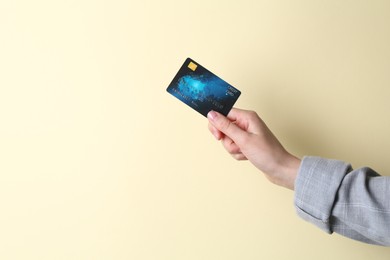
[188,61,197,71]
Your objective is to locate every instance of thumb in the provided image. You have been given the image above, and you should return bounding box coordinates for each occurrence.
[207,110,247,143]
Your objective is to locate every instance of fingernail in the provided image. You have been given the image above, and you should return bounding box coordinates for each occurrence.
[207,111,217,121]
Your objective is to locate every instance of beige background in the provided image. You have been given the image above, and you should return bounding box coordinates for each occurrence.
[1,0,390,259]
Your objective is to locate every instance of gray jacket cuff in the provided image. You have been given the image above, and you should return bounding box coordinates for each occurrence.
[294,156,351,233]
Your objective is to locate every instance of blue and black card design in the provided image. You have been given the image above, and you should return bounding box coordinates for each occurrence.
[166,58,241,117]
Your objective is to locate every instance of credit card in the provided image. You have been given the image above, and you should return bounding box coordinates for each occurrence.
[166,58,241,117]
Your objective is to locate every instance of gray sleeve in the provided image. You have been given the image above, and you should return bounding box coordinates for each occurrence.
[294,156,390,246]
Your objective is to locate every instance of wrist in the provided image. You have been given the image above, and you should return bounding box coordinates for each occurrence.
[268,153,301,190]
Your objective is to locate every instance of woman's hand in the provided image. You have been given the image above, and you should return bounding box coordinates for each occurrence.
[207,108,300,190]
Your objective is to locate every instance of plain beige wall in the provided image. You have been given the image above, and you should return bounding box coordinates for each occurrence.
[1,0,390,259]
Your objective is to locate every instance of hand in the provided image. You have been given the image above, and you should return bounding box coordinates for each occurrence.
[207,108,301,190]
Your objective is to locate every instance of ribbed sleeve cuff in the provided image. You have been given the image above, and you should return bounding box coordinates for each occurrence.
[294,156,351,233]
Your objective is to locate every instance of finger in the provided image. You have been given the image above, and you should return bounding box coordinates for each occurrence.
[226,107,243,121]
[231,153,247,161]
[208,122,224,140]
[221,135,242,154]
[207,110,247,144]
[226,107,255,121]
